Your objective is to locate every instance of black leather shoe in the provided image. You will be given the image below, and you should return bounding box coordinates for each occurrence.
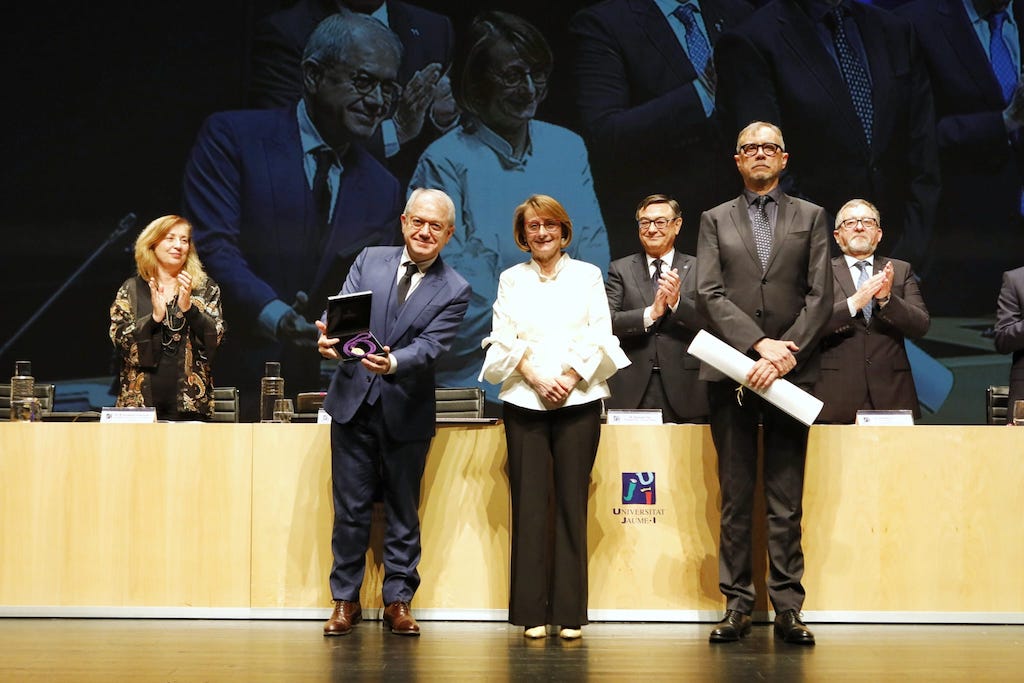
[774,609,815,645]
[709,609,752,642]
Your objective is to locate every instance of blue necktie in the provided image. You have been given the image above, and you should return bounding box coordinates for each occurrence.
[830,7,873,147]
[672,4,714,90]
[988,11,1017,104]
[855,260,872,324]
[752,195,773,271]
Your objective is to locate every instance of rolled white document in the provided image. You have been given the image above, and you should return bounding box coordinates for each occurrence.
[687,329,824,426]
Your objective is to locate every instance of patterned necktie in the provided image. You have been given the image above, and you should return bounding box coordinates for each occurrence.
[988,10,1017,104]
[829,7,873,146]
[397,261,418,306]
[311,148,335,233]
[752,195,772,270]
[651,258,664,296]
[672,4,714,91]
[855,260,872,324]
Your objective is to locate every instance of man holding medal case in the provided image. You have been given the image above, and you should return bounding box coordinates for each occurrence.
[314,188,470,636]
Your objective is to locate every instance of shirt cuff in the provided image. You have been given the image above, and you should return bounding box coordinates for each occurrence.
[382,119,400,158]
[258,299,291,342]
[643,305,655,330]
[385,352,397,375]
[846,297,859,318]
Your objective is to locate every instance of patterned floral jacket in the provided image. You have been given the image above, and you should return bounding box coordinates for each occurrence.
[109,275,225,417]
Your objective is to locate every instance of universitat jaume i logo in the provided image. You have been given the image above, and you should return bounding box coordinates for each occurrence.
[621,471,656,505]
[613,471,665,524]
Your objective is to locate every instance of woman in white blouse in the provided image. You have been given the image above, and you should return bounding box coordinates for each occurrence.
[480,194,629,641]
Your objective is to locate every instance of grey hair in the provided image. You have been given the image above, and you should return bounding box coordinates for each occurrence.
[406,187,457,227]
[301,10,403,69]
[735,121,786,153]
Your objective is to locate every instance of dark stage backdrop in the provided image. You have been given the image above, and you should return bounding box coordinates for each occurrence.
[0,0,1005,423]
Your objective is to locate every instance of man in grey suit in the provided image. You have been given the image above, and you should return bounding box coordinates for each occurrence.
[995,266,1024,421]
[605,194,707,422]
[813,198,930,423]
[696,121,831,645]
[315,188,471,637]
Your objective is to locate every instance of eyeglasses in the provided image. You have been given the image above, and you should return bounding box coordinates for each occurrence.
[408,216,447,234]
[838,217,879,230]
[489,67,550,90]
[637,217,678,231]
[738,142,783,157]
[348,70,403,108]
[525,220,561,234]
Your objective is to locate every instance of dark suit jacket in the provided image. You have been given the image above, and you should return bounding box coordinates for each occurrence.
[715,0,940,267]
[569,0,754,258]
[181,105,402,398]
[248,0,455,182]
[696,192,832,386]
[605,250,708,418]
[813,256,929,422]
[323,246,470,441]
[898,0,1024,314]
[994,266,1024,420]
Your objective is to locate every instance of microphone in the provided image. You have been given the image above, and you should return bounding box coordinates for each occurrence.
[0,212,138,360]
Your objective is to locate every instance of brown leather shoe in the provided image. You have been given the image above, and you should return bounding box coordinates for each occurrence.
[323,600,362,636]
[383,601,420,636]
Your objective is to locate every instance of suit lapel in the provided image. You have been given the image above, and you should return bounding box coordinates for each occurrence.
[391,257,446,342]
[375,249,402,340]
[629,0,698,85]
[671,251,694,292]
[778,5,870,153]
[833,256,857,299]
[728,197,762,269]
[937,0,1011,109]
[263,108,315,285]
[630,253,654,306]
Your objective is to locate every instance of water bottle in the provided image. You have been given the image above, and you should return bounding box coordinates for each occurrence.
[10,360,35,421]
[260,361,285,422]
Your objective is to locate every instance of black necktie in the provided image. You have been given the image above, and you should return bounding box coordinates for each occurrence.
[311,148,334,233]
[829,7,873,147]
[397,261,418,306]
[651,258,664,296]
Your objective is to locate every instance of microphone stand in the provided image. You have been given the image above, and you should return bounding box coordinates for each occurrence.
[0,212,137,361]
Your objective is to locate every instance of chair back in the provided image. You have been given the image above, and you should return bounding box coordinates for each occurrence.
[211,386,239,423]
[0,383,55,420]
[435,387,485,419]
[986,385,1010,425]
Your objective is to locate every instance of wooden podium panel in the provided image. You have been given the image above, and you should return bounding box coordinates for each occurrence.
[0,423,252,607]
[588,425,724,612]
[803,426,1024,613]
[2,422,1022,620]
[249,424,510,611]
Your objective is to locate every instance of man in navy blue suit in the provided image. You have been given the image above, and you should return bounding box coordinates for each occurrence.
[715,0,940,269]
[899,0,1024,314]
[569,0,755,259]
[316,187,470,637]
[249,0,458,186]
[183,12,404,419]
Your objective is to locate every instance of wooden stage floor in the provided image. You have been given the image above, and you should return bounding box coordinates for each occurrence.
[1,619,1022,681]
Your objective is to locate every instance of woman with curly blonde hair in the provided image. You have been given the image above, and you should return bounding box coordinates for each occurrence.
[110,215,225,419]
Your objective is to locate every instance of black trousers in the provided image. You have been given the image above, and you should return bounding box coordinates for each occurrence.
[329,401,430,604]
[708,382,808,614]
[503,400,602,627]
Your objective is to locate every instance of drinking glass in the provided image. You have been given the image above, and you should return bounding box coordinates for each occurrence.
[1013,400,1024,426]
[273,398,295,423]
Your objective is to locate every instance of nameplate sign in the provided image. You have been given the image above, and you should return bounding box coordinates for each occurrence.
[606,409,663,425]
[855,410,914,426]
[101,407,157,423]
[317,408,332,424]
